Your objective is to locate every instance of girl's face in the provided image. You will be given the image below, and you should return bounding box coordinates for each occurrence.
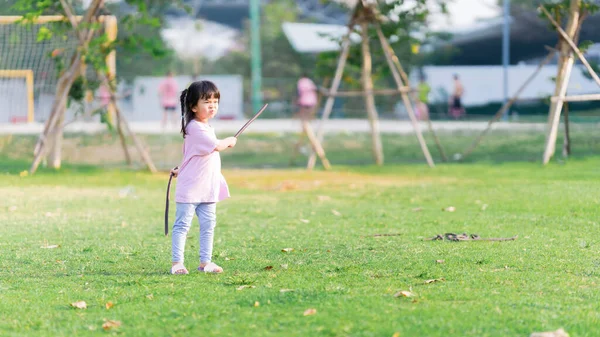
[192,94,219,122]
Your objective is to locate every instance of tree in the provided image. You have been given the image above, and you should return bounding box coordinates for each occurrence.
[7,0,178,172]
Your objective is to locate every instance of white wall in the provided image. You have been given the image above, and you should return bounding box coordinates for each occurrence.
[131,75,244,121]
[415,65,600,106]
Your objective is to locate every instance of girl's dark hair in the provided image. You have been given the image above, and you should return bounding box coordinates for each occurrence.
[180,80,221,137]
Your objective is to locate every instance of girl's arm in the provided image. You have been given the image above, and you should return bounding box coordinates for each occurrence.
[215,137,237,152]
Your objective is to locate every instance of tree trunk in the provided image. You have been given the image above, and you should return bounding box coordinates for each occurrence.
[360,22,384,166]
[562,103,571,157]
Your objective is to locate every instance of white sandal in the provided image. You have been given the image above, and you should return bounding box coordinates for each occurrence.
[198,262,223,273]
[170,263,189,275]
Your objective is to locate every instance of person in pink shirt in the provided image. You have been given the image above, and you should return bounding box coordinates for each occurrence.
[296,74,318,120]
[158,71,179,129]
[168,80,237,275]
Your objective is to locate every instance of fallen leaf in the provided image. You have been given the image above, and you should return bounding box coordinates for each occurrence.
[393,291,413,298]
[280,289,294,293]
[280,264,288,269]
[392,333,401,337]
[253,301,260,307]
[529,328,569,337]
[19,170,28,177]
[120,221,127,228]
[317,195,331,201]
[281,248,294,253]
[436,260,445,264]
[303,308,317,316]
[299,219,310,224]
[443,206,456,212]
[102,320,121,331]
[264,265,274,271]
[70,301,87,309]
[105,302,114,310]
[481,204,488,211]
[146,294,154,300]
[331,210,342,216]
[237,285,256,291]
[424,278,445,284]
[41,244,59,249]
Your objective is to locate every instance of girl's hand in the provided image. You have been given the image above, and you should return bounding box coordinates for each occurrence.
[227,137,237,148]
[170,167,179,177]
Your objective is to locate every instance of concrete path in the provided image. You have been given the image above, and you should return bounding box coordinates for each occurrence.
[0,119,563,135]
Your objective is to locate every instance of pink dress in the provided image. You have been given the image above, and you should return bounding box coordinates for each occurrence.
[175,120,230,203]
[297,77,317,108]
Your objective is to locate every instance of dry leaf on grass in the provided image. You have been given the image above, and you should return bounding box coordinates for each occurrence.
[102,320,121,331]
[280,289,294,293]
[424,278,445,284]
[412,207,423,212]
[317,195,331,201]
[303,308,317,316]
[146,294,154,300]
[105,302,114,310]
[281,248,294,253]
[280,264,288,269]
[393,291,413,298]
[41,244,59,249]
[299,219,310,224]
[237,285,256,291]
[481,204,488,211]
[436,260,445,264]
[392,333,401,337]
[264,265,274,271]
[443,206,456,212]
[331,210,342,216]
[529,328,569,337]
[253,301,260,307]
[70,301,87,309]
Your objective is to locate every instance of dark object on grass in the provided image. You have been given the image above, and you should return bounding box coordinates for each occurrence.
[425,233,518,242]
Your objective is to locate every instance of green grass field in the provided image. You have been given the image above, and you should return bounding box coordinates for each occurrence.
[1,130,599,336]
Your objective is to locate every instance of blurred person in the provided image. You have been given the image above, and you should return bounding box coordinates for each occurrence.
[158,71,179,129]
[290,74,318,163]
[168,80,237,275]
[449,74,465,119]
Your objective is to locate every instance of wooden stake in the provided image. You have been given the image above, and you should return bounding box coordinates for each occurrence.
[307,32,352,170]
[115,103,133,166]
[542,0,580,165]
[375,24,434,167]
[461,49,556,159]
[541,5,600,89]
[360,22,384,166]
[302,120,331,170]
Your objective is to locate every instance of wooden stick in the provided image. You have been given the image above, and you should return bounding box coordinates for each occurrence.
[307,31,352,170]
[115,102,132,166]
[461,49,556,159]
[551,94,600,102]
[302,120,331,170]
[542,1,580,165]
[360,22,384,166]
[376,24,434,167]
[540,5,600,89]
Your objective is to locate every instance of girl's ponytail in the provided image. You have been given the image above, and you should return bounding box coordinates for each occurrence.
[180,89,188,137]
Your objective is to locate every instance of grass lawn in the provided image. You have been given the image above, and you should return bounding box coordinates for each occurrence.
[1,130,599,336]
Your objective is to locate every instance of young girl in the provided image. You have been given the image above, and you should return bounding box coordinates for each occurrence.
[169,80,237,275]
